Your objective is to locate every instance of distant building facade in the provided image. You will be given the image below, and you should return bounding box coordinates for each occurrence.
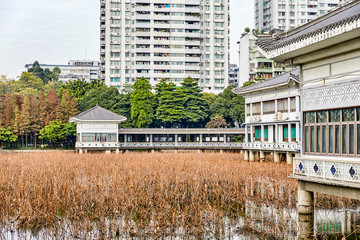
[228,64,239,86]
[25,60,100,82]
[100,0,229,94]
[255,0,347,32]
[238,31,292,87]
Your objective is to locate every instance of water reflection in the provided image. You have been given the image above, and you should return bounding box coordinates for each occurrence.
[1,203,359,239]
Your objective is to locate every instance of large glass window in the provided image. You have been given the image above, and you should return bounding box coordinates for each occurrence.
[290,97,296,112]
[252,103,261,116]
[277,98,288,113]
[264,126,269,142]
[291,124,296,142]
[255,126,261,141]
[263,100,275,114]
[283,125,289,142]
[304,107,359,156]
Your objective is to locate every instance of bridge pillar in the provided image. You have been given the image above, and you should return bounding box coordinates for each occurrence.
[115,148,120,154]
[244,150,249,161]
[105,150,111,154]
[260,150,265,161]
[274,151,280,163]
[286,152,293,165]
[219,149,224,154]
[298,181,314,239]
[79,149,83,154]
[249,150,255,162]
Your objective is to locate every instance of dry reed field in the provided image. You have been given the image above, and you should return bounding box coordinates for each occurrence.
[0,152,357,238]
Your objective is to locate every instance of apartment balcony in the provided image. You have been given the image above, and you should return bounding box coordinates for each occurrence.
[185,0,200,4]
[185,48,201,54]
[183,32,201,38]
[256,67,273,73]
[184,15,201,21]
[184,24,200,30]
[135,14,151,20]
[136,22,151,28]
[185,57,201,62]
[185,8,200,13]
[184,65,200,70]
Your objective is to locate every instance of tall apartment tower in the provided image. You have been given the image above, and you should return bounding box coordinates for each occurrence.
[100,0,229,94]
[254,0,345,32]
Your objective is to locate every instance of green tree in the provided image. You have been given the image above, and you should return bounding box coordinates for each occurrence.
[39,121,76,147]
[13,72,43,96]
[243,81,256,87]
[155,79,185,127]
[179,77,209,127]
[0,127,17,149]
[210,85,245,126]
[131,77,154,128]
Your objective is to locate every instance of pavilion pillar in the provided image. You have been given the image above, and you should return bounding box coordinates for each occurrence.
[286,152,293,165]
[298,181,314,239]
[244,150,249,161]
[79,149,83,154]
[274,151,280,163]
[249,150,255,162]
[260,150,265,161]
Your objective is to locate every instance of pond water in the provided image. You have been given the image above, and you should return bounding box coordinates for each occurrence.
[2,203,359,239]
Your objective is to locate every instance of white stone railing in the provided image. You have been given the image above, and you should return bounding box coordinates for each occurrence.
[76,142,119,148]
[242,142,301,152]
[293,157,360,184]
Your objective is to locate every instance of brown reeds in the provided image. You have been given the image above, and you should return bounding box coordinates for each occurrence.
[0,152,357,238]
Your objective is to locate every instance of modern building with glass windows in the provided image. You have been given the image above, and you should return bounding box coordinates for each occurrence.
[233,69,301,163]
[100,0,229,94]
[255,0,346,32]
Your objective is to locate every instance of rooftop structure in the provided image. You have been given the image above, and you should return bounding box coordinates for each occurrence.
[238,31,293,87]
[255,0,347,32]
[100,0,229,94]
[25,60,100,82]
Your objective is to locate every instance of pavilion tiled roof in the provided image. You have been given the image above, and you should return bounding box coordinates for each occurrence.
[70,105,127,122]
[232,68,299,95]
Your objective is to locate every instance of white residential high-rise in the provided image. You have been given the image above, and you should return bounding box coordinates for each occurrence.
[254,0,346,32]
[100,0,229,94]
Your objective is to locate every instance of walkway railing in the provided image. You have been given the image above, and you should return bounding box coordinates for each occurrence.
[293,157,360,184]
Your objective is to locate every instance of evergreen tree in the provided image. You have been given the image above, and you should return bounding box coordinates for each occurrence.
[19,95,32,147]
[130,77,154,128]
[56,90,78,123]
[155,79,185,127]
[210,85,245,126]
[3,93,14,128]
[30,95,41,148]
[45,89,59,125]
[179,77,209,127]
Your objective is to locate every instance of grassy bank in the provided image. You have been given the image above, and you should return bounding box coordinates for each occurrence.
[0,152,357,238]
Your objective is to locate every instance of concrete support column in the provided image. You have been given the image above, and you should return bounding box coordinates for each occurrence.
[244,150,249,161]
[79,149,83,154]
[286,152,293,165]
[249,150,255,162]
[151,149,155,153]
[124,134,127,144]
[260,150,265,161]
[296,95,300,118]
[200,134,203,146]
[150,134,153,147]
[240,149,244,155]
[175,134,178,146]
[219,149,224,154]
[275,124,278,143]
[296,122,300,143]
[105,150,111,154]
[245,127,248,143]
[174,149,178,153]
[298,181,314,239]
[274,151,280,163]
[250,126,254,143]
[288,123,292,143]
[116,148,120,154]
[197,149,201,153]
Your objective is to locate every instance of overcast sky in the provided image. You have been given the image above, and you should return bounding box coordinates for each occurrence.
[0,0,253,79]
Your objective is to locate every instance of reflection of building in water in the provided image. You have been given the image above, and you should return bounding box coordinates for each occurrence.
[25,60,101,82]
[256,1,360,238]
[244,201,360,238]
